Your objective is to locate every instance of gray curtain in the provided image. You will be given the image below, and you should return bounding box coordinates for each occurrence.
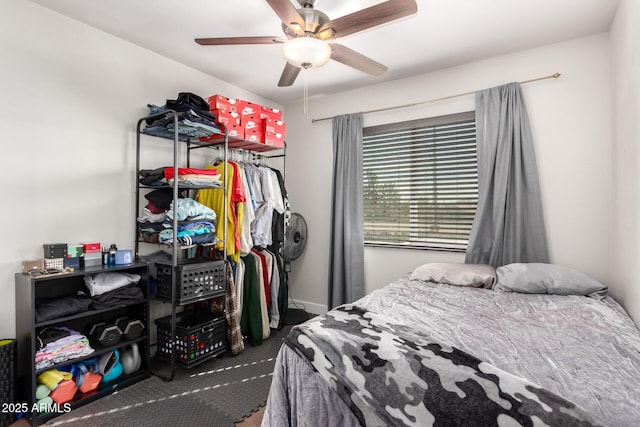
[328,113,365,308]
[465,83,549,266]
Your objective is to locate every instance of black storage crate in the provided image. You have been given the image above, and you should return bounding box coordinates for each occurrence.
[155,259,225,304]
[0,339,16,427]
[155,312,226,368]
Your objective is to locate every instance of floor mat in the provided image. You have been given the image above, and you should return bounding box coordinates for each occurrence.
[45,325,292,427]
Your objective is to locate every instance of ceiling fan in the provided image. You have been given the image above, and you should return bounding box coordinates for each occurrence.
[195,0,418,87]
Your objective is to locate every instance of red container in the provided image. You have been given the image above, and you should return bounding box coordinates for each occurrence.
[207,95,241,113]
[245,128,264,143]
[264,119,286,135]
[265,131,285,148]
[212,109,241,126]
[239,100,261,117]
[243,115,263,132]
[260,106,283,121]
[226,124,245,138]
[82,242,101,253]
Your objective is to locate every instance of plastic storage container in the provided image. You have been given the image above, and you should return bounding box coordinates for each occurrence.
[155,260,225,304]
[155,312,226,368]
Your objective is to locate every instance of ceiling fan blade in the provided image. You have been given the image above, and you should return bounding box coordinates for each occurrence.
[195,36,280,45]
[329,0,417,38]
[330,44,387,76]
[278,62,301,87]
[266,0,305,36]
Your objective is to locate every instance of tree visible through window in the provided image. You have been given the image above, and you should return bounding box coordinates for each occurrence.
[362,111,477,251]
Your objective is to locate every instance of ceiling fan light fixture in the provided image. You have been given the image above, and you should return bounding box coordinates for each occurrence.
[282,36,331,69]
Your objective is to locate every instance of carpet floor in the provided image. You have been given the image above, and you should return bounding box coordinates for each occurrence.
[44,326,291,427]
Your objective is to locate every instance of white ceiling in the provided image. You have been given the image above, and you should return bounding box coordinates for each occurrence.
[29,0,619,105]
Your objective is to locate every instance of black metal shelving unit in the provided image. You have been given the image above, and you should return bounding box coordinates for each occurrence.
[135,110,286,381]
[14,262,151,426]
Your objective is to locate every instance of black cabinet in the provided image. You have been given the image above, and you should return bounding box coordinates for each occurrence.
[14,263,150,425]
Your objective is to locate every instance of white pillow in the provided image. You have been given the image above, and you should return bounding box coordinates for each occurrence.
[410,262,497,288]
[494,263,608,299]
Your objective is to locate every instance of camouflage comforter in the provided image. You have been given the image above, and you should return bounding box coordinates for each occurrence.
[283,304,602,427]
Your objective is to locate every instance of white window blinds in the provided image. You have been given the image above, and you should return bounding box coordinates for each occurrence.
[362,111,477,251]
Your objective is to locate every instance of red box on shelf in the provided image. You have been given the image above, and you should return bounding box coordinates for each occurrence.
[264,131,285,148]
[245,128,264,143]
[264,119,286,136]
[212,109,241,126]
[260,106,283,121]
[82,242,101,253]
[243,115,263,132]
[239,100,261,118]
[207,95,241,113]
[226,123,245,138]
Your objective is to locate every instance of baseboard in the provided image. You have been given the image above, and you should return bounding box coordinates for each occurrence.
[288,299,328,315]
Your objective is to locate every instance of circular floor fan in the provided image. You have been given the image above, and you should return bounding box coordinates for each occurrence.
[284,213,308,262]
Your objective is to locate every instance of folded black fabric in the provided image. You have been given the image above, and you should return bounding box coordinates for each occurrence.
[35,296,92,323]
[144,189,174,210]
[37,327,72,348]
[90,285,146,310]
[166,92,209,112]
[139,167,166,185]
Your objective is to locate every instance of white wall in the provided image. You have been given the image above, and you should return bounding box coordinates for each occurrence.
[610,0,640,325]
[0,1,625,334]
[0,0,282,338]
[283,34,612,313]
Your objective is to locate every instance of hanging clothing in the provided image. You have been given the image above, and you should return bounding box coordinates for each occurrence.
[252,248,271,308]
[268,168,289,255]
[262,250,274,306]
[224,261,244,355]
[266,249,281,329]
[194,152,290,334]
[267,168,289,330]
[249,167,285,247]
[249,251,270,340]
[267,168,285,215]
[196,162,245,262]
[239,165,255,255]
[276,251,288,328]
[235,258,245,319]
[240,254,263,346]
[229,161,246,252]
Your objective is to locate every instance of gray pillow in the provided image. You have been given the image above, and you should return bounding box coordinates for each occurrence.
[410,262,496,288]
[494,263,608,299]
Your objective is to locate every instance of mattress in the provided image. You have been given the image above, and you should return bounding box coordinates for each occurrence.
[263,276,640,426]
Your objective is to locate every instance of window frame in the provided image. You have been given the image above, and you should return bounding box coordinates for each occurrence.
[362,111,477,252]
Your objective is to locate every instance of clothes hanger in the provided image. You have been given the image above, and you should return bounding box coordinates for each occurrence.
[210,145,224,166]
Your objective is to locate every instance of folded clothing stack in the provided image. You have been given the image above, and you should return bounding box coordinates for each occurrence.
[139,167,221,188]
[35,327,94,371]
[138,190,218,246]
[142,92,222,141]
[82,272,146,310]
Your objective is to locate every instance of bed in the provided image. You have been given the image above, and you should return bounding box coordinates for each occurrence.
[262,263,640,426]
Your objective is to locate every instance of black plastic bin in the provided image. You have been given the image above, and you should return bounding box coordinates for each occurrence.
[155,259,225,304]
[155,312,226,368]
[0,339,16,427]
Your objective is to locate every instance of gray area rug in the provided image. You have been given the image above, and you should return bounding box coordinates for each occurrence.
[45,326,292,427]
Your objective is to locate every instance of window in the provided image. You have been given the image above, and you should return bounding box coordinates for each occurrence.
[363,111,477,251]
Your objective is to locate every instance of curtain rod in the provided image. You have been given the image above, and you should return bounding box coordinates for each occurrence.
[311,72,561,123]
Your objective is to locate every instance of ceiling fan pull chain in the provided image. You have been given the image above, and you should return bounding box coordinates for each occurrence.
[303,69,309,117]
